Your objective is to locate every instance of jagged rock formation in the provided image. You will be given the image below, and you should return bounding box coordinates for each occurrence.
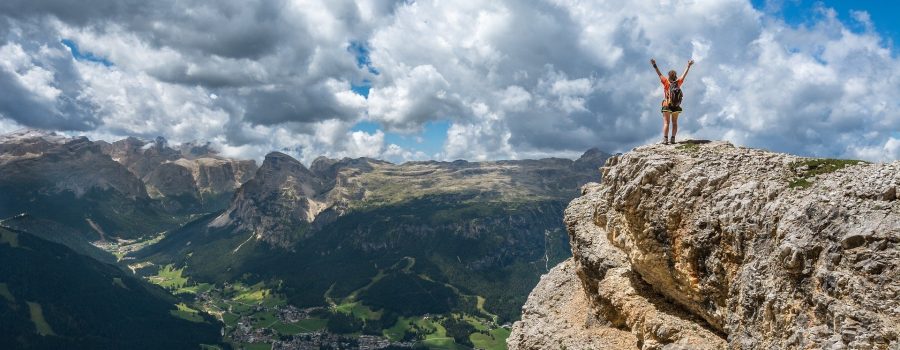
[508,259,640,349]
[572,147,609,172]
[0,130,254,238]
[99,136,256,212]
[97,136,179,179]
[174,157,256,196]
[210,149,610,248]
[210,152,330,246]
[510,141,899,350]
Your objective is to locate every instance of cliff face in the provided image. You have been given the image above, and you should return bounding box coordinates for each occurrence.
[210,152,330,246]
[510,141,899,350]
[99,136,256,212]
[0,130,147,198]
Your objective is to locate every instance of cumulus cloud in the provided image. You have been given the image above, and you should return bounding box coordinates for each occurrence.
[0,30,100,131]
[368,64,463,132]
[849,137,900,162]
[368,0,900,160]
[0,0,898,162]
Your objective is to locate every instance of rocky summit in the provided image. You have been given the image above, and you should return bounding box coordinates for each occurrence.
[509,141,899,350]
[210,151,331,246]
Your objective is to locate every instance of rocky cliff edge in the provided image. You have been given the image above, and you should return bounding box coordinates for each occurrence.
[509,140,899,350]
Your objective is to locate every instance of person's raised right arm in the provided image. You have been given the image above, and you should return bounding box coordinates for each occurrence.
[651,59,663,78]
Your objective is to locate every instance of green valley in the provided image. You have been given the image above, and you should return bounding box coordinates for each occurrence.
[133,196,570,348]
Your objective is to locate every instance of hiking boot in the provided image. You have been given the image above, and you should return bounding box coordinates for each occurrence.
[670,136,676,144]
[661,137,669,145]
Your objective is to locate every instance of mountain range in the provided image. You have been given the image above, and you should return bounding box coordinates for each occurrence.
[0,129,608,349]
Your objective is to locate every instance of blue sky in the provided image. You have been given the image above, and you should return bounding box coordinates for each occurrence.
[60,39,113,66]
[752,0,899,50]
[352,120,449,159]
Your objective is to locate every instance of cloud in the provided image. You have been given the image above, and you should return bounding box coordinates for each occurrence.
[363,0,762,157]
[0,0,388,161]
[0,34,100,130]
[849,137,900,162]
[382,143,428,163]
[368,0,900,160]
[0,0,898,162]
[367,64,464,132]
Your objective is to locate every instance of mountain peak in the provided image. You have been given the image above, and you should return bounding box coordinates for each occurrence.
[95,134,256,213]
[572,147,611,172]
[179,141,216,158]
[0,129,71,148]
[264,151,295,161]
[261,151,304,168]
[577,147,602,157]
[259,151,312,177]
[6,129,53,137]
[212,151,325,246]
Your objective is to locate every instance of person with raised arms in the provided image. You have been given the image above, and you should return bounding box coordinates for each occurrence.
[651,58,694,144]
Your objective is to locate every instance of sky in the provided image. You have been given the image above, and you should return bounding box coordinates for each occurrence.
[0,0,898,163]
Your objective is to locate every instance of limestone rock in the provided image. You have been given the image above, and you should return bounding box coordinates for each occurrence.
[511,141,899,349]
[509,258,638,350]
[99,136,256,211]
[0,130,170,239]
[144,162,199,198]
[170,157,256,198]
[211,152,327,247]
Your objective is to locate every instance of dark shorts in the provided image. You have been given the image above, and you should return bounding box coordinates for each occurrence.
[661,105,683,113]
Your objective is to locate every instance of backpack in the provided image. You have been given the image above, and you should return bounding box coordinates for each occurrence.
[667,80,683,108]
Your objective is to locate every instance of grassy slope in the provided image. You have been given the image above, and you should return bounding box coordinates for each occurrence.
[0,186,183,241]
[788,158,867,188]
[0,227,223,349]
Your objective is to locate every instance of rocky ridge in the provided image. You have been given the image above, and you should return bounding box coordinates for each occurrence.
[0,130,146,198]
[210,150,609,248]
[99,136,256,211]
[0,130,180,239]
[509,141,899,349]
[0,130,258,239]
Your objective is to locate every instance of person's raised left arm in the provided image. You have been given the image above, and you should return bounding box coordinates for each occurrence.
[680,59,694,83]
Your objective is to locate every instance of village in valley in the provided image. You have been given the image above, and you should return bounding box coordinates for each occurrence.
[141,262,510,350]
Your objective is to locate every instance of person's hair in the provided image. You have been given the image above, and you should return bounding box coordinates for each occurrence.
[668,70,677,82]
